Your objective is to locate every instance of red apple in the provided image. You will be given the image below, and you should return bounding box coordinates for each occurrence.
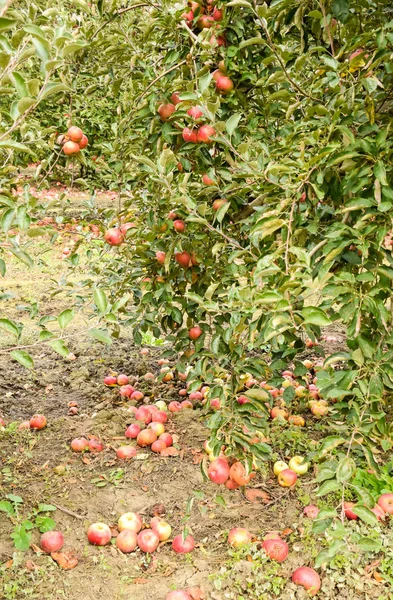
[277,469,297,487]
[40,530,64,553]
[210,398,221,410]
[181,400,193,409]
[104,375,117,386]
[292,567,321,596]
[149,422,165,437]
[135,406,152,423]
[189,391,202,401]
[171,92,182,105]
[208,458,230,484]
[197,15,214,28]
[202,173,215,185]
[212,198,227,211]
[71,437,89,452]
[125,423,141,439]
[230,462,254,486]
[87,522,112,546]
[118,512,142,533]
[197,125,216,143]
[216,75,234,94]
[67,126,83,142]
[371,504,385,521]
[175,251,191,268]
[228,528,252,548]
[212,7,222,20]
[158,103,176,120]
[18,420,30,430]
[88,439,104,452]
[150,517,172,541]
[173,219,186,233]
[181,9,194,23]
[116,529,137,553]
[182,127,198,143]
[343,501,358,520]
[166,592,192,600]
[169,401,182,412]
[156,251,166,264]
[303,505,319,519]
[159,433,173,447]
[237,395,249,405]
[119,384,135,397]
[187,106,203,119]
[172,534,195,554]
[116,446,137,459]
[137,529,160,553]
[262,538,289,562]
[30,415,47,430]
[378,493,393,515]
[79,134,88,149]
[117,374,129,386]
[152,411,168,423]
[189,326,202,340]
[104,228,124,246]
[137,429,157,447]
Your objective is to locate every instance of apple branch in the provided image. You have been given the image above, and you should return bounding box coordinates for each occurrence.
[134,60,187,106]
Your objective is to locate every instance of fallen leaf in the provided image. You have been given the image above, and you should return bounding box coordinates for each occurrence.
[31,543,44,554]
[25,560,38,571]
[245,489,270,504]
[161,446,179,457]
[82,456,91,465]
[150,503,166,517]
[141,485,149,492]
[134,578,149,584]
[187,586,204,599]
[374,571,384,583]
[51,551,78,570]
[4,559,13,569]
[281,528,293,537]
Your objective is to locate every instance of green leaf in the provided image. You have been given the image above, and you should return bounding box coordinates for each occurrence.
[352,505,379,526]
[0,259,5,276]
[0,140,33,153]
[0,500,15,515]
[32,37,50,62]
[244,388,269,402]
[216,201,230,223]
[49,339,70,357]
[374,160,388,186]
[58,309,74,329]
[301,307,331,326]
[226,113,241,137]
[17,97,36,114]
[10,350,34,369]
[40,82,70,100]
[11,524,32,551]
[0,17,17,32]
[198,72,212,94]
[89,328,112,345]
[0,318,19,338]
[2,208,16,232]
[93,288,108,314]
[331,0,349,22]
[336,457,356,483]
[35,516,56,533]
[351,485,374,508]
[37,503,57,512]
[357,537,381,552]
[316,479,341,496]
[11,73,28,98]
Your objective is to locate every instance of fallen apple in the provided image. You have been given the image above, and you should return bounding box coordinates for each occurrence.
[172,534,195,554]
[116,446,137,460]
[125,424,141,439]
[288,456,309,476]
[87,522,112,546]
[116,529,137,553]
[30,415,47,430]
[118,512,142,533]
[262,538,289,562]
[291,566,321,596]
[277,469,298,487]
[208,457,230,484]
[71,438,89,452]
[137,529,160,553]
[150,517,172,541]
[378,493,393,515]
[40,530,64,553]
[227,528,251,548]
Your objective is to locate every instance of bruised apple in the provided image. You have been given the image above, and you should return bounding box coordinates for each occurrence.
[262,538,289,562]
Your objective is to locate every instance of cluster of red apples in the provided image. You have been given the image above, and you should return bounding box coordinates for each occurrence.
[87,511,195,556]
[58,125,88,156]
[181,0,225,48]
[10,414,47,431]
[206,452,255,491]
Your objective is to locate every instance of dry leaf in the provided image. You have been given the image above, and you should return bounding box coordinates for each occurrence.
[161,446,179,457]
[245,489,270,504]
[25,560,38,571]
[4,559,13,569]
[134,578,149,584]
[31,543,44,554]
[82,456,91,465]
[51,551,78,570]
[187,587,204,599]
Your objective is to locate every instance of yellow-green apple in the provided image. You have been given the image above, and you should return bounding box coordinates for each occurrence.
[228,528,251,548]
[288,456,309,476]
[273,461,289,476]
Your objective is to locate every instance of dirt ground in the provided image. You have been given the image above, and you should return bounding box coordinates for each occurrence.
[0,185,391,600]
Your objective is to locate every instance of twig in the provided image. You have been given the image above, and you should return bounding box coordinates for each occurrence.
[134,60,187,106]
[179,19,199,42]
[319,0,335,57]
[52,503,85,520]
[284,198,296,274]
[0,0,13,17]
[90,4,157,40]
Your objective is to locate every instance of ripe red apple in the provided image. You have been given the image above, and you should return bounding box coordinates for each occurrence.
[197,125,216,143]
[151,439,167,453]
[125,424,141,439]
[137,429,157,447]
[230,462,254,486]
[303,505,319,519]
[117,374,129,386]
[225,478,241,490]
[175,251,191,268]
[150,517,172,541]
[171,92,182,105]
[116,529,137,553]
[168,401,182,412]
[202,173,215,185]
[40,530,64,553]
[71,437,89,452]
[262,538,288,562]
[378,493,393,515]
[131,390,144,401]
[63,141,80,155]
[118,512,142,533]
[119,384,135,397]
[371,504,385,521]
[212,7,222,20]
[87,522,112,546]
[208,457,230,484]
[137,529,160,553]
[79,134,88,149]
[166,592,192,600]
[172,534,195,553]
[189,391,202,401]
[67,126,83,142]
[152,411,168,423]
[237,395,249,405]
[135,406,152,423]
[216,76,234,94]
[116,446,137,459]
[158,103,176,120]
[104,375,117,386]
[18,420,30,430]
[197,15,214,28]
[30,415,47,430]
[343,501,358,520]
[148,421,165,437]
[181,400,193,409]
[277,469,297,487]
[157,434,171,449]
[181,9,194,23]
[212,198,227,211]
[182,127,198,143]
[210,398,221,410]
[228,528,251,548]
[104,228,124,246]
[88,439,104,452]
[189,326,202,340]
[156,251,166,264]
[292,567,321,596]
[173,219,186,233]
[187,106,203,119]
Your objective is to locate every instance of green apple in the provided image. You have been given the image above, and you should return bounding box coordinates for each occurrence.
[288,456,309,475]
[155,400,167,411]
[273,461,289,476]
